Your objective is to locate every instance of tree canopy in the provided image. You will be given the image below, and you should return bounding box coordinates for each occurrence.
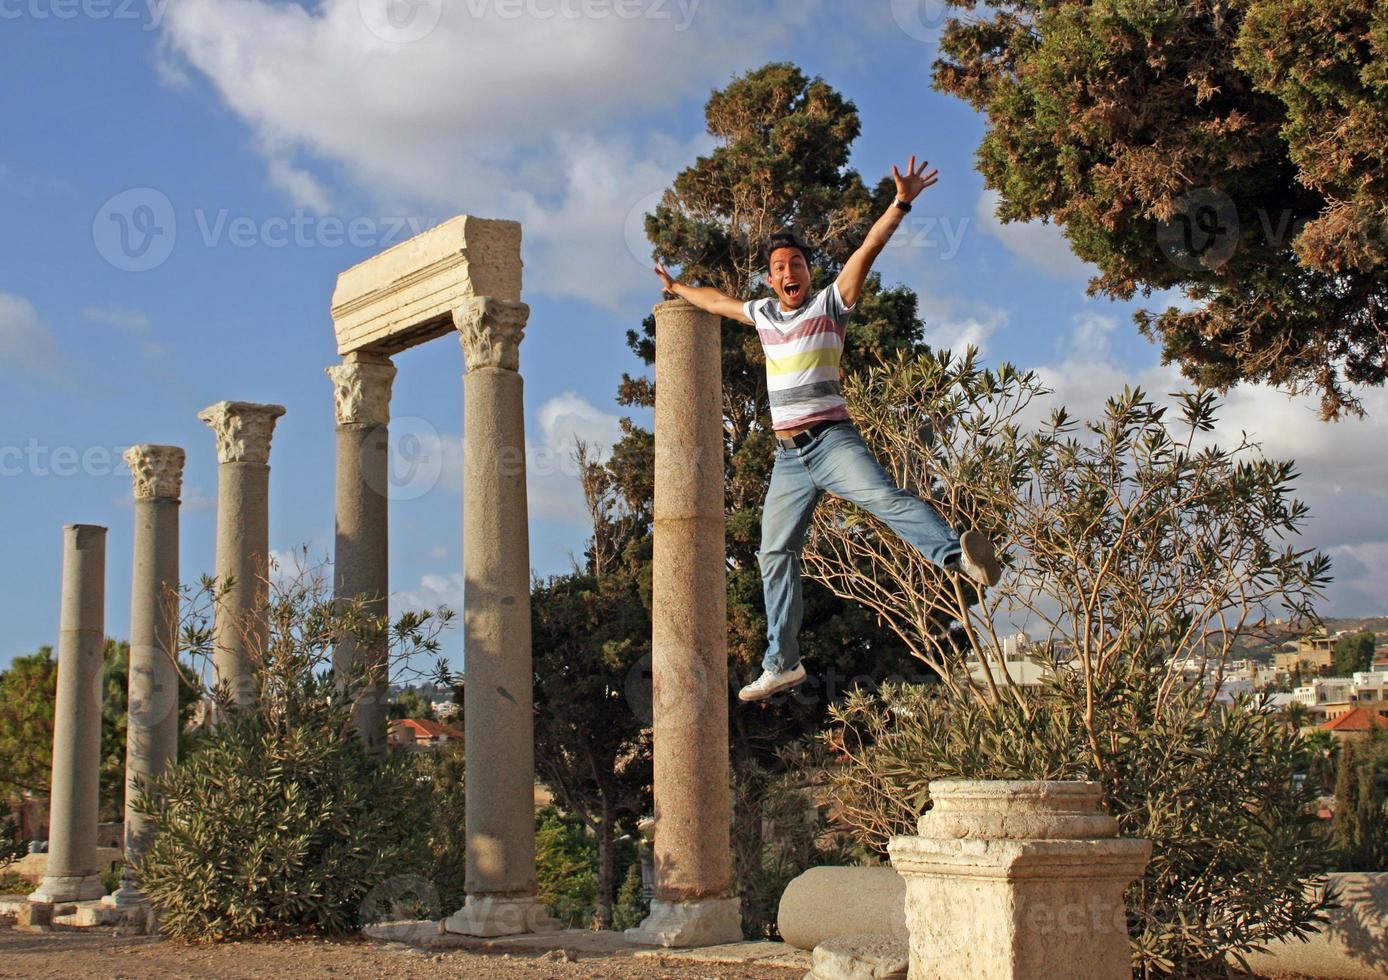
[933,0,1388,418]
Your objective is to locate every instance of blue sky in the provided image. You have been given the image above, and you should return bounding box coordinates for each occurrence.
[3,0,1384,672]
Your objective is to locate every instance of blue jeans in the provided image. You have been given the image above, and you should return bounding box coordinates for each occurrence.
[758,420,960,673]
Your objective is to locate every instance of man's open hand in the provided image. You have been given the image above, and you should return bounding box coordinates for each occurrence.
[892,154,939,203]
[654,263,679,294]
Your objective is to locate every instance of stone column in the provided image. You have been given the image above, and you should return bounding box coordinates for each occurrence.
[102,446,185,909]
[443,296,554,937]
[888,780,1151,980]
[327,353,396,752]
[30,524,107,904]
[625,298,742,948]
[198,401,285,709]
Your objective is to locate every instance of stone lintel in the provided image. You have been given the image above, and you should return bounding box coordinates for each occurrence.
[123,444,186,501]
[198,401,286,465]
[330,215,522,356]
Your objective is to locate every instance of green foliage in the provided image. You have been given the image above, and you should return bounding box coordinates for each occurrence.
[822,657,1330,978]
[0,647,57,800]
[416,742,467,914]
[388,687,434,720]
[535,806,598,928]
[0,813,25,869]
[1330,729,1388,870]
[807,354,1332,975]
[732,749,857,940]
[1333,631,1377,676]
[532,563,652,929]
[932,0,1388,417]
[136,562,452,940]
[136,706,430,940]
[611,862,648,932]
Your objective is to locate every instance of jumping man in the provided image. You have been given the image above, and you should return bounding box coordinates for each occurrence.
[654,154,1001,702]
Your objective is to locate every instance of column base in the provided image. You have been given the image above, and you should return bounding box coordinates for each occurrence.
[442,895,562,937]
[624,897,744,948]
[28,873,104,904]
[101,884,150,909]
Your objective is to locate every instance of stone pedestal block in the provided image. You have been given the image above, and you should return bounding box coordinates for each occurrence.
[887,780,1150,980]
[30,525,107,905]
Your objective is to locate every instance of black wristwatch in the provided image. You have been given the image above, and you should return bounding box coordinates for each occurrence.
[893,197,912,212]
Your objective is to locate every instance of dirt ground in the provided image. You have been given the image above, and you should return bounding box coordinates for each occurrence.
[0,929,805,979]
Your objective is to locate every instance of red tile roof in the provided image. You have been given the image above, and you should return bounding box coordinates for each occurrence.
[390,717,464,740]
[1319,707,1388,732]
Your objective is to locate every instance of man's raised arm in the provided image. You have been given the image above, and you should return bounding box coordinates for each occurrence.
[654,264,754,325]
[835,154,939,309]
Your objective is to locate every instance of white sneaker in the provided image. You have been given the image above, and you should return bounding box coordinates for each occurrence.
[957,530,1001,588]
[738,663,807,702]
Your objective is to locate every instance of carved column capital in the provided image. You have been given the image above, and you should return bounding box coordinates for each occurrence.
[454,296,529,373]
[197,401,286,464]
[123,444,186,501]
[326,353,396,426]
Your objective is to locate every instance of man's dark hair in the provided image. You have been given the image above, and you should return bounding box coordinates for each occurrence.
[764,230,809,267]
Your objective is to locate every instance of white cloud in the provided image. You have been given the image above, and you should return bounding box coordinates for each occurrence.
[0,293,60,375]
[975,188,1097,280]
[390,391,623,527]
[394,571,466,616]
[923,310,1007,357]
[82,304,165,359]
[156,0,808,307]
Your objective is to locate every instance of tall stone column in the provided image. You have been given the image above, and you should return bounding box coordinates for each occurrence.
[443,296,552,938]
[103,446,184,909]
[889,781,1151,979]
[327,353,396,752]
[198,401,285,709]
[626,298,742,947]
[30,524,107,904]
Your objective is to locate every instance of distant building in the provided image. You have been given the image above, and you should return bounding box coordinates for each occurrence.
[1318,705,1388,741]
[387,717,464,750]
[1275,632,1338,673]
[965,632,1073,687]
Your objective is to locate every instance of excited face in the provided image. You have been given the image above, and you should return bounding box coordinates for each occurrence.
[768,245,811,311]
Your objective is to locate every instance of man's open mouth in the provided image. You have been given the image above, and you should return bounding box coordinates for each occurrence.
[785,282,803,300]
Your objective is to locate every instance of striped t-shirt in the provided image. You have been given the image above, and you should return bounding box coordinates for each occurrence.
[744,282,855,431]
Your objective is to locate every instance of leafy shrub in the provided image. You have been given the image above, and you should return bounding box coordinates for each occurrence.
[417,741,467,914]
[135,561,451,940]
[535,805,598,928]
[1330,729,1388,871]
[821,650,1331,978]
[612,862,648,932]
[135,705,430,939]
